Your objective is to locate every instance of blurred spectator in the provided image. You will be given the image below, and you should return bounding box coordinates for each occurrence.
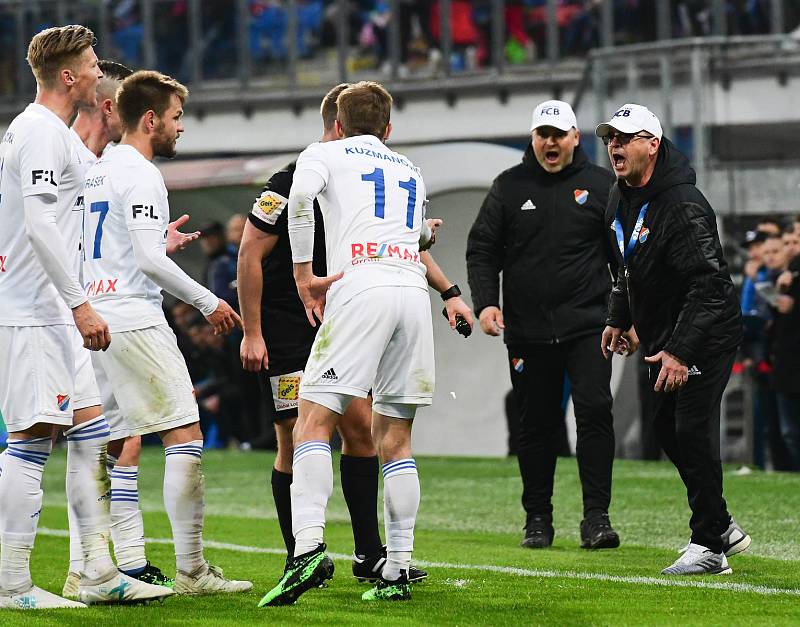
[110,0,143,67]
[430,0,482,70]
[739,229,792,469]
[200,220,239,310]
[770,227,800,471]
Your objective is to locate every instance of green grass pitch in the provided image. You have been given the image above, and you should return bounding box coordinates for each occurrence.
[6,447,800,626]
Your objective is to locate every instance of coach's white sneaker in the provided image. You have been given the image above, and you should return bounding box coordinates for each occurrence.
[662,543,732,575]
[77,569,175,605]
[174,562,253,595]
[0,584,87,609]
[62,571,81,599]
[678,518,752,558]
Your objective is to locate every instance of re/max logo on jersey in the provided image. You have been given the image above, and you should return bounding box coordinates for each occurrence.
[351,241,419,263]
[85,278,118,296]
[132,204,159,219]
[31,170,57,186]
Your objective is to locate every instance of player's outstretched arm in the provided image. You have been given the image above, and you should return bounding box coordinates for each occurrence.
[130,228,241,334]
[24,194,111,350]
[238,220,278,371]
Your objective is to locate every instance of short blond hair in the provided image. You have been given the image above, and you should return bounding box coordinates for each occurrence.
[27,25,96,88]
[116,70,189,131]
[336,81,392,139]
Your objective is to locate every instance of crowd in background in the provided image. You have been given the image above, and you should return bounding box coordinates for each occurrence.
[738,214,800,471]
[1,0,795,97]
[166,214,273,450]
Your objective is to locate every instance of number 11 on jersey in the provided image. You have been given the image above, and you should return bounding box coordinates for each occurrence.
[362,167,417,229]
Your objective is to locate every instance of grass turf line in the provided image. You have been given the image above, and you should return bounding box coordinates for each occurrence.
[4,448,798,626]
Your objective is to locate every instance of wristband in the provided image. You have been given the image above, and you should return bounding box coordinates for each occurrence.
[440,284,461,301]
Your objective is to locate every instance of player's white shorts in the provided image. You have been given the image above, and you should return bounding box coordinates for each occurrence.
[91,323,199,436]
[301,286,434,417]
[91,353,128,441]
[0,325,74,432]
[71,326,101,411]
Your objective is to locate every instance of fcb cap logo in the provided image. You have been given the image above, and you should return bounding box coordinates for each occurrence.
[530,100,577,132]
[595,103,663,140]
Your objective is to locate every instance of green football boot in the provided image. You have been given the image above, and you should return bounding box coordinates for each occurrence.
[361,571,411,601]
[258,544,334,607]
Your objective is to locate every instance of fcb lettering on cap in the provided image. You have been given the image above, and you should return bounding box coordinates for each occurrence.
[595,103,663,140]
[530,100,578,132]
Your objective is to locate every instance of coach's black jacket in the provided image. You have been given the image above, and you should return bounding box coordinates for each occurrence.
[466,144,615,346]
[605,138,742,365]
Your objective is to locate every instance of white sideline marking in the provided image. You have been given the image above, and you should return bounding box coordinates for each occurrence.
[38,528,800,597]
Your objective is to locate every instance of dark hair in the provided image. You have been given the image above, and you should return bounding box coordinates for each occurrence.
[320,83,350,131]
[336,81,392,139]
[98,59,132,82]
[116,70,188,131]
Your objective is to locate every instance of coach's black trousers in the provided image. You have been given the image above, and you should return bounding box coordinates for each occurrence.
[650,350,735,554]
[509,333,615,519]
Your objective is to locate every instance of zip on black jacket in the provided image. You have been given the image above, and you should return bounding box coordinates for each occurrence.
[466,143,615,346]
[605,137,742,365]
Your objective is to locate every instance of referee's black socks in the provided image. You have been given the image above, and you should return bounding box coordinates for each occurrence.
[340,454,383,557]
[271,468,295,557]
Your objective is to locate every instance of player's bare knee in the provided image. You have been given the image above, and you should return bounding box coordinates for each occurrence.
[372,405,414,462]
[293,398,339,445]
[339,398,376,457]
[115,435,142,466]
[160,420,203,447]
[72,404,103,427]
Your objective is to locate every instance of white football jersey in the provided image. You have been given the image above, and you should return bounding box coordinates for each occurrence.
[294,135,428,312]
[82,145,169,332]
[0,104,87,326]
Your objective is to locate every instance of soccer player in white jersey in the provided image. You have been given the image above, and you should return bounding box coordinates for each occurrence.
[261,81,437,605]
[63,59,177,596]
[0,26,174,609]
[82,69,251,595]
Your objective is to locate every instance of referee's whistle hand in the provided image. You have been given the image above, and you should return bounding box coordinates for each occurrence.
[241,334,269,372]
[206,299,242,335]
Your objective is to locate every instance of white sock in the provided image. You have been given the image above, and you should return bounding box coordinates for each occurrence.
[0,448,5,476]
[110,465,147,573]
[65,417,116,581]
[381,458,420,582]
[164,440,205,575]
[0,437,51,592]
[291,441,332,557]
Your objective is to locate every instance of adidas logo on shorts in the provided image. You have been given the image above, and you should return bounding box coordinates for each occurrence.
[321,368,338,381]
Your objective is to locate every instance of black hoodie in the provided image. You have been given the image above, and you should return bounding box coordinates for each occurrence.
[467,143,615,346]
[605,138,742,364]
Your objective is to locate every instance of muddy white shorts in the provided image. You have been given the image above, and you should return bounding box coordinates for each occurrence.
[0,325,74,432]
[91,323,199,437]
[301,286,434,418]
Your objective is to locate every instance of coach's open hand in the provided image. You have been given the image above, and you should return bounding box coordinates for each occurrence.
[73,301,111,351]
[645,350,688,393]
[206,298,242,335]
[241,332,269,372]
[295,271,344,327]
[167,213,201,255]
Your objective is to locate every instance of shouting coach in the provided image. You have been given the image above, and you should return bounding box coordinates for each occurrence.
[467,100,622,551]
[598,104,751,576]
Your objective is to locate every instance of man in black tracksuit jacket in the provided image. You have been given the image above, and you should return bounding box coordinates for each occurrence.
[467,100,622,550]
[597,103,750,576]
